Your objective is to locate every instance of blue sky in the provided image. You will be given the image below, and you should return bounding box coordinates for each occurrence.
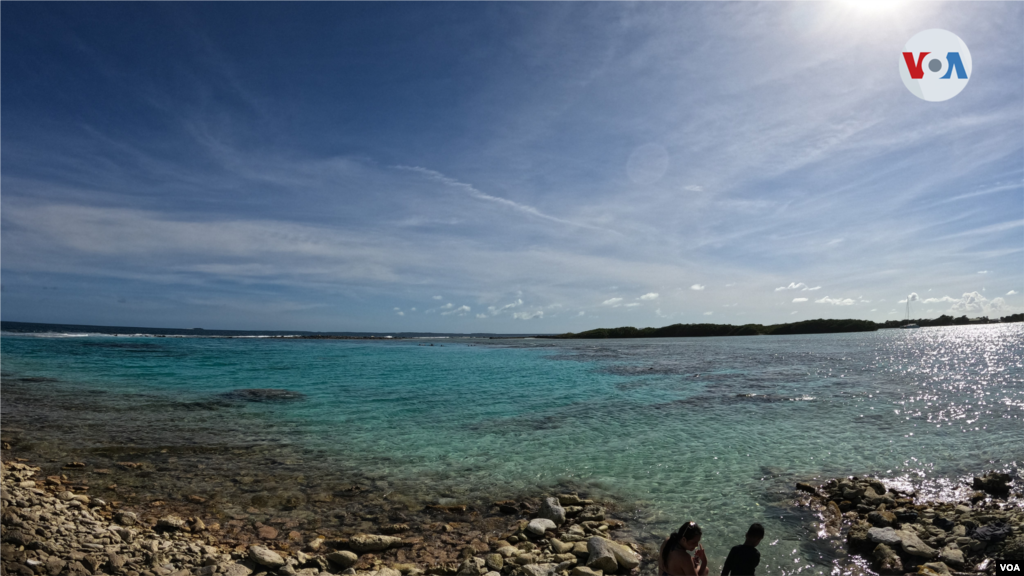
[2,3,1022,332]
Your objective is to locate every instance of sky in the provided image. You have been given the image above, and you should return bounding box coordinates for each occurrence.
[2,2,1022,333]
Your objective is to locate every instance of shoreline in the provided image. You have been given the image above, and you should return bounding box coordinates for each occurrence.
[1,455,651,576]
[796,474,1023,575]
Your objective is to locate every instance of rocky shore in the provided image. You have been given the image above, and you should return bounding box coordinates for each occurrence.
[1,460,648,576]
[796,473,1023,575]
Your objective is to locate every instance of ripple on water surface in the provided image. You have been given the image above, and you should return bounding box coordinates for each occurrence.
[1,324,1022,576]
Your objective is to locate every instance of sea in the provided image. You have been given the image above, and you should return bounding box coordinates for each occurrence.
[2,322,1022,576]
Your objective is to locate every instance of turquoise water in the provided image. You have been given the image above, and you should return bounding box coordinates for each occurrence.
[2,325,1023,575]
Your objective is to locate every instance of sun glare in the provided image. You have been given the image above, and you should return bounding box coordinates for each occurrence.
[842,0,905,14]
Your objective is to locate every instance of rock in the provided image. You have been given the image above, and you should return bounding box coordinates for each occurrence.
[526,518,557,536]
[796,482,817,495]
[115,511,138,526]
[550,539,574,555]
[349,534,402,553]
[585,538,618,573]
[157,516,186,531]
[222,563,254,576]
[257,525,279,540]
[897,530,938,558]
[572,542,589,556]
[327,551,359,568]
[248,545,286,569]
[954,505,971,515]
[868,511,897,528]
[57,491,75,501]
[873,544,903,575]
[378,568,402,576]
[972,473,1012,496]
[381,524,410,534]
[485,553,504,571]
[868,527,902,546]
[457,558,486,576]
[558,494,583,506]
[307,536,326,552]
[579,506,605,522]
[519,564,558,576]
[917,562,952,576]
[570,568,602,576]
[1,529,35,547]
[592,538,639,570]
[538,497,566,526]
[1004,535,1024,563]
[497,546,518,558]
[938,546,964,569]
[847,521,874,551]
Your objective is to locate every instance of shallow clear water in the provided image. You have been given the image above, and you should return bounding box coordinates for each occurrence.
[2,325,1022,575]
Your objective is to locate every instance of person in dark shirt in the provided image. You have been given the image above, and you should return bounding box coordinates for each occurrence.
[721,523,763,576]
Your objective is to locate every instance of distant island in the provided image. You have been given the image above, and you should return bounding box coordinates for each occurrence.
[544,313,1024,339]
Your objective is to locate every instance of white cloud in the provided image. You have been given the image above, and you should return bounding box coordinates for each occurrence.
[602,297,623,306]
[410,307,416,311]
[978,270,989,274]
[487,299,523,316]
[577,311,585,316]
[684,184,704,192]
[640,292,659,300]
[690,284,705,291]
[725,283,736,287]
[625,302,641,307]
[513,310,544,320]
[815,296,855,306]
[476,313,487,319]
[792,297,808,303]
[703,311,713,316]
[442,305,471,316]
[775,282,807,291]
[807,286,821,291]
[922,296,958,304]
[433,295,443,300]
[722,303,738,308]
[1008,290,1018,296]
[441,302,454,309]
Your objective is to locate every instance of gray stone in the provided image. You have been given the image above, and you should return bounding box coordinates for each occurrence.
[938,546,964,569]
[157,516,186,531]
[485,554,504,572]
[550,539,574,555]
[327,551,359,568]
[917,562,952,576]
[868,527,902,546]
[221,563,254,576]
[115,512,137,526]
[585,538,618,573]
[896,530,938,558]
[592,537,639,570]
[519,564,558,576]
[349,534,402,553]
[377,568,402,576]
[558,494,583,506]
[570,568,602,576]
[248,545,286,569]
[579,506,605,522]
[873,543,903,575]
[868,511,896,528]
[526,518,556,536]
[538,498,566,526]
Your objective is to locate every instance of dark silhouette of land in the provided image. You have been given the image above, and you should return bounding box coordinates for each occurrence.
[544,314,1022,339]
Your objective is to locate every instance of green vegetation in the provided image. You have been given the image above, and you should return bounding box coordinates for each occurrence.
[547,318,879,339]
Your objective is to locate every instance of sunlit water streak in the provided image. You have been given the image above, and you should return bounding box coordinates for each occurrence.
[2,324,1022,576]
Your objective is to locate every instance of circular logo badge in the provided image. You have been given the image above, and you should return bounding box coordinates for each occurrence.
[900,29,971,102]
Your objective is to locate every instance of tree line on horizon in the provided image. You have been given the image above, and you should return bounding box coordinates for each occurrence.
[544,314,1024,339]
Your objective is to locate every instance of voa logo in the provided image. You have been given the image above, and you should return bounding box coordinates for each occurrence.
[900,29,972,102]
[1000,564,1021,572]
